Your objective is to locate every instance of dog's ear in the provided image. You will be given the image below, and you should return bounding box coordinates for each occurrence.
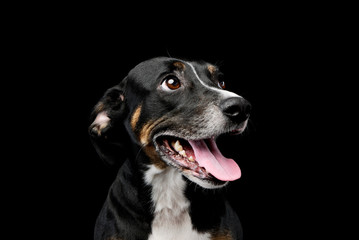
[89,78,130,167]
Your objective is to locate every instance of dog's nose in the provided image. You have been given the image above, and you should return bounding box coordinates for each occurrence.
[220,97,251,122]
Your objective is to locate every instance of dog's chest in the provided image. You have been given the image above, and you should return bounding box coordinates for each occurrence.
[144,166,210,240]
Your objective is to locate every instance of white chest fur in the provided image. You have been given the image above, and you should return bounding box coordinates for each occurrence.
[144,166,210,240]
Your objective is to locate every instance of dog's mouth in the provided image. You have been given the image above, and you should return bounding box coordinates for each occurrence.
[155,133,242,184]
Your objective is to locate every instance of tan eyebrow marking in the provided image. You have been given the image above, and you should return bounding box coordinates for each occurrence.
[173,61,186,71]
[208,65,217,75]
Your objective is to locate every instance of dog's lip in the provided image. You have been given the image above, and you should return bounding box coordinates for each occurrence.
[229,120,248,135]
[153,119,248,142]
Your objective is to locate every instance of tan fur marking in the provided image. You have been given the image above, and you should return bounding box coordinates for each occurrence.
[144,144,168,169]
[139,117,164,145]
[140,121,154,145]
[173,61,186,71]
[94,101,105,113]
[106,237,122,240]
[208,65,217,75]
[131,105,142,130]
[139,117,168,169]
[211,230,233,240]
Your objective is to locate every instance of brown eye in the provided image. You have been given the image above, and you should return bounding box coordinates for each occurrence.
[218,81,226,89]
[161,76,181,91]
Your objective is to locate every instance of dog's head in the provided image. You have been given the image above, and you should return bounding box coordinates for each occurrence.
[89,57,251,189]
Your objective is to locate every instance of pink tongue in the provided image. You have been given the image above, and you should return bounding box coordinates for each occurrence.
[188,138,241,181]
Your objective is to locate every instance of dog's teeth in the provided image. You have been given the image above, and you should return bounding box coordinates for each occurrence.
[179,150,187,157]
[173,140,183,152]
[188,156,194,162]
[171,140,188,157]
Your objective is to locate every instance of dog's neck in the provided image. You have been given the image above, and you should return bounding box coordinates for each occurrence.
[144,166,189,214]
[144,165,211,240]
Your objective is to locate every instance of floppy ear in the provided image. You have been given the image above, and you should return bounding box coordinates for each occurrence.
[89,78,130,167]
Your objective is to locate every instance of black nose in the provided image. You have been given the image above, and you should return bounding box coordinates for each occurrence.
[220,97,251,122]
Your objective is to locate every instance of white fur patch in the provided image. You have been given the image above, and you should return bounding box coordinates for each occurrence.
[144,166,210,240]
[91,111,110,136]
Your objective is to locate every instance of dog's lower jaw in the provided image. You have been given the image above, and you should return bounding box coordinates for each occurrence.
[144,165,211,240]
[184,173,229,189]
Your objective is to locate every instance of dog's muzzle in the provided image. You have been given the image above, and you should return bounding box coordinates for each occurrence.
[153,98,251,187]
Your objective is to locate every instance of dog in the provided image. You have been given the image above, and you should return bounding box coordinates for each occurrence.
[89,57,251,240]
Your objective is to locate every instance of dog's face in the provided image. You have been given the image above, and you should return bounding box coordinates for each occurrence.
[90,57,250,189]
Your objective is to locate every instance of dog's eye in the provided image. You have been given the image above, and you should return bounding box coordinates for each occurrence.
[217,73,225,89]
[218,81,226,89]
[161,76,181,91]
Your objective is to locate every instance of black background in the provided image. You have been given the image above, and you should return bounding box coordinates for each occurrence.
[4,8,342,240]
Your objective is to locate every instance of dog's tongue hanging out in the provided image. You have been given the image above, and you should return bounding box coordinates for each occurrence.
[188,138,241,181]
